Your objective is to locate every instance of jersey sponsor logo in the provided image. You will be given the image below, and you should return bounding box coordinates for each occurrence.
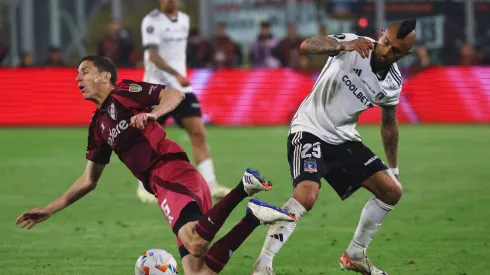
[353,68,362,76]
[342,75,375,108]
[304,159,318,173]
[360,78,376,94]
[364,156,378,166]
[129,83,143,93]
[160,198,174,225]
[109,103,117,120]
[334,33,346,40]
[107,119,129,146]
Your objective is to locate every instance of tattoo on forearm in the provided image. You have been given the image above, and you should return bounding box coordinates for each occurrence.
[381,106,399,167]
[303,37,341,55]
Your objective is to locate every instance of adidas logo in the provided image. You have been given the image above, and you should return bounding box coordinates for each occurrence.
[270,234,284,242]
[353,68,362,77]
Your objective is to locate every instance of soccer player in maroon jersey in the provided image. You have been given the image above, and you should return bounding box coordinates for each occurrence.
[15,56,295,274]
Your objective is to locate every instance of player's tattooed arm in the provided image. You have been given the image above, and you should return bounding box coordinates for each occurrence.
[381,105,399,170]
[300,36,344,55]
[147,48,180,77]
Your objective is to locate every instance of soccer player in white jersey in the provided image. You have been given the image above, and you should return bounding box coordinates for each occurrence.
[138,0,231,203]
[252,20,417,275]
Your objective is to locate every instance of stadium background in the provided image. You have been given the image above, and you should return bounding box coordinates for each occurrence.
[1,0,489,274]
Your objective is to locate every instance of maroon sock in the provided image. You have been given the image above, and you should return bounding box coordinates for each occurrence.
[195,181,247,241]
[204,212,260,273]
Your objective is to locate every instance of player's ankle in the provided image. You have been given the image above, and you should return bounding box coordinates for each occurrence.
[256,249,275,266]
[346,241,366,260]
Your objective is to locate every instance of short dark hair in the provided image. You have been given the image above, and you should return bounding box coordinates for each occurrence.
[397,19,416,39]
[79,56,118,85]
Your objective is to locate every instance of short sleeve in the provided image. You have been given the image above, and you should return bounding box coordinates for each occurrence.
[86,115,112,164]
[379,86,401,107]
[141,16,159,49]
[112,80,165,109]
[327,33,361,42]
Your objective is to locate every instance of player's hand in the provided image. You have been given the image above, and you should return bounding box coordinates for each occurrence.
[16,207,53,230]
[341,38,374,59]
[130,113,157,130]
[176,75,191,87]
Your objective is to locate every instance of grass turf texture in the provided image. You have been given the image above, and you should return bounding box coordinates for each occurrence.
[1,125,489,275]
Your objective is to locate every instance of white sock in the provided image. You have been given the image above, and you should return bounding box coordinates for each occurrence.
[346,196,394,259]
[197,158,217,189]
[137,180,145,190]
[254,198,307,268]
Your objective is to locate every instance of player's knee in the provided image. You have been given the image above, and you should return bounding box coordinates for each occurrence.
[188,128,206,146]
[293,180,320,211]
[187,238,209,257]
[380,180,403,205]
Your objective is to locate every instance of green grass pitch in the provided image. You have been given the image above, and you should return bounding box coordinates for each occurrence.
[1,125,489,274]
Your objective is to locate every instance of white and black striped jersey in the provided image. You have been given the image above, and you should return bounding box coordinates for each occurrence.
[290,33,403,145]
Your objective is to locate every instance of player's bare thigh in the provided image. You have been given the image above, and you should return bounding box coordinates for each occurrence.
[362,170,403,205]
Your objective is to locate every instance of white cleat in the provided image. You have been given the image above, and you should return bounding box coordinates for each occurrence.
[210,184,232,199]
[252,265,276,275]
[242,168,273,196]
[247,199,296,225]
[339,251,388,275]
[137,183,157,204]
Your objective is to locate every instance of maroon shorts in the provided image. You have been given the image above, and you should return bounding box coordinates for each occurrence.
[149,159,213,246]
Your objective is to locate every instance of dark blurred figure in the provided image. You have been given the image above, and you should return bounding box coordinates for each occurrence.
[249,21,280,68]
[43,46,66,67]
[410,46,433,74]
[19,52,34,67]
[97,19,136,67]
[187,27,213,68]
[319,24,328,36]
[457,42,479,66]
[211,22,242,69]
[474,45,490,65]
[273,24,303,68]
[0,43,8,66]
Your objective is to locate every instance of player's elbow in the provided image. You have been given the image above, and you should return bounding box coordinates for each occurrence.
[299,40,310,53]
[169,88,185,103]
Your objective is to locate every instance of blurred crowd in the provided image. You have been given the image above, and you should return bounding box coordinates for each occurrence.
[1,19,489,73]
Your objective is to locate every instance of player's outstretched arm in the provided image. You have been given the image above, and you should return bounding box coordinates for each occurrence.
[381,105,399,178]
[147,48,190,87]
[300,36,374,58]
[130,88,185,130]
[16,161,106,229]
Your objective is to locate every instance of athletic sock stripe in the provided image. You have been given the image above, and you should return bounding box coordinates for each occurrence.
[374,197,394,212]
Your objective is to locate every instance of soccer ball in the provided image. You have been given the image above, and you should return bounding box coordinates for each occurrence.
[135,248,178,275]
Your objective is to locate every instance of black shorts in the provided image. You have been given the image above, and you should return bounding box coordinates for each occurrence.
[287,131,388,200]
[157,93,202,127]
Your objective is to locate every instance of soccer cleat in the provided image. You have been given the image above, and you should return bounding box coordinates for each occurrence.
[251,265,276,275]
[210,184,232,199]
[137,182,157,204]
[242,168,273,196]
[339,251,388,275]
[247,198,296,225]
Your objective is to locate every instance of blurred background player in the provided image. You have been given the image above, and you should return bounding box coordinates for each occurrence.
[252,20,416,275]
[138,0,230,203]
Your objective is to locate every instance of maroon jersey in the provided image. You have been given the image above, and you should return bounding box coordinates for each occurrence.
[86,80,189,184]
